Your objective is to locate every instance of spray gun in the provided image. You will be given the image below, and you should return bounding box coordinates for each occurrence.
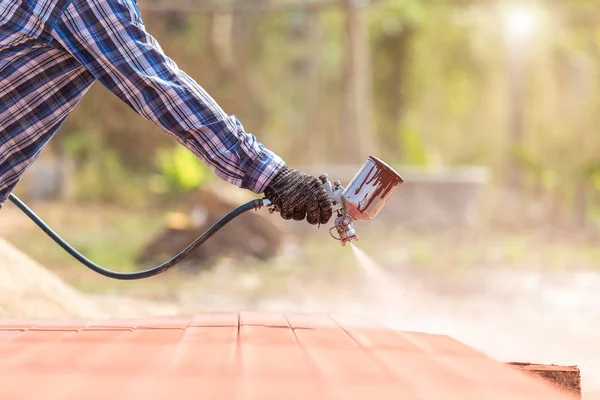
[8,155,403,279]
[268,156,404,247]
[319,174,359,246]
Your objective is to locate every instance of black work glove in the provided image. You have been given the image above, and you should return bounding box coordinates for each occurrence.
[264,166,333,225]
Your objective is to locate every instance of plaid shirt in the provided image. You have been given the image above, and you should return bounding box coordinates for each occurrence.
[0,0,284,207]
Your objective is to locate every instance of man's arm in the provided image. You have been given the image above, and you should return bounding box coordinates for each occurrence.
[49,0,283,194]
[49,0,331,224]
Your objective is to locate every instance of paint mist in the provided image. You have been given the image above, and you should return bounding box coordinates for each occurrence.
[349,243,406,303]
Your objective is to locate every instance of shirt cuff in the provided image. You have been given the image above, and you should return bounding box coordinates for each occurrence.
[241,147,286,194]
[184,115,286,195]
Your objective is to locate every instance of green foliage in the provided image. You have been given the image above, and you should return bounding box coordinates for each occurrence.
[154,145,212,194]
[510,145,543,175]
[369,0,428,29]
[75,146,149,206]
[580,160,600,194]
[398,122,428,165]
[60,130,149,206]
[43,1,600,223]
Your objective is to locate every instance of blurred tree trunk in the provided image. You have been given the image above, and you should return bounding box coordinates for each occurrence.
[569,55,593,226]
[304,10,324,163]
[231,0,268,130]
[507,43,525,189]
[206,3,239,105]
[339,0,376,163]
[373,24,415,160]
[207,6,235,78]
[204,0,268,134]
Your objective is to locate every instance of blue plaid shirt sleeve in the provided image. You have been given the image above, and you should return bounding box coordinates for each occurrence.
[54,0,285,194]
[0,0,284,204]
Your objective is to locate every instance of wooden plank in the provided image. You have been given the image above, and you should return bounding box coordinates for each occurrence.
[508,362,582,398]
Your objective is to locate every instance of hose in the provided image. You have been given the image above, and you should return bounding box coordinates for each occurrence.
[7,193,269,280]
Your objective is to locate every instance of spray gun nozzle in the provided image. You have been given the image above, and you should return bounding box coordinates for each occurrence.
[321,174,359,246]
[328,213,359,246]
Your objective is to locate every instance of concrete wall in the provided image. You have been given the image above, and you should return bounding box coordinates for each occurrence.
[16,156,74,202]
[295,164,491,230]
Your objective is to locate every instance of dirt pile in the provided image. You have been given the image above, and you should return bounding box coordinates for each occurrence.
[136,187,290,271]
[0,238,107,318]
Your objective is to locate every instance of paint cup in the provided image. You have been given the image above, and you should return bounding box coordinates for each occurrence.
[341,156,404,221]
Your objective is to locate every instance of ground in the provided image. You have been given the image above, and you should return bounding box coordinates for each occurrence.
[1,200,599,398]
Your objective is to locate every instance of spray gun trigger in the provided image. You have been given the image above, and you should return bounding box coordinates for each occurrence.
[329,226,341,241]
[268,206,279,214]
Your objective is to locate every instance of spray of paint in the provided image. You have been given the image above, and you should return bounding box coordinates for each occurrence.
[349,244,438,333]
[349,243,406,303]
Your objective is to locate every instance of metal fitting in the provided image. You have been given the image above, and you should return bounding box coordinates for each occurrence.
[333,213,359,247]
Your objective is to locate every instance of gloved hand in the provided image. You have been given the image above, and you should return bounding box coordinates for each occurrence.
[264,166,333,225]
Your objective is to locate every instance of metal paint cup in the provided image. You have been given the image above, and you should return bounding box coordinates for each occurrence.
[341,156,404,221]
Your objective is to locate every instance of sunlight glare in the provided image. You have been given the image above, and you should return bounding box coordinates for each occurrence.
[504,6,538,41]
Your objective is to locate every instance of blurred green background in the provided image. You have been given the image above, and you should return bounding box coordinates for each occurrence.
[5,0,600,290]
[21,0,600,220]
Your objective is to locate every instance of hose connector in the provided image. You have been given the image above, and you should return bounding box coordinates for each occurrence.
[330,212,359,247]
[256,198,271,211]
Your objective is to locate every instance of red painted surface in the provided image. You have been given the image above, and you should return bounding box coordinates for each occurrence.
[0,313,576,400]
